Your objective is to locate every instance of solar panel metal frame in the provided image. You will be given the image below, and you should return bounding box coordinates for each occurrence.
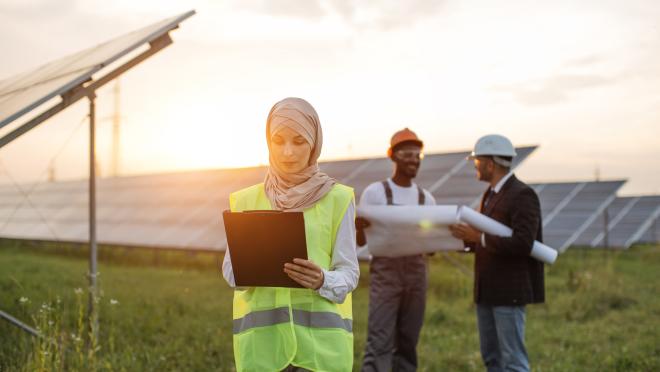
[0,10,196,147]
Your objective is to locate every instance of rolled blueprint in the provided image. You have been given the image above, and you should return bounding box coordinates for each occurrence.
[357,205,464,257]
[457,206,558,264]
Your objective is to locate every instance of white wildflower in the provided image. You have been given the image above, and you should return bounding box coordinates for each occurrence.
[19,297,28,304]
[74,288,83,295]
[110,299,119,306]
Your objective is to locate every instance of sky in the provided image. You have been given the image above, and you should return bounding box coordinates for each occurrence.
[1,0,659,195]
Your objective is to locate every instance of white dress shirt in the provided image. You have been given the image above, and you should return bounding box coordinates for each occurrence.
[222,202,360,304]
[492,171,514,194]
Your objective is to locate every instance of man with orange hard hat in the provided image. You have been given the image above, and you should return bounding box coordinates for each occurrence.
[359,128,436,372]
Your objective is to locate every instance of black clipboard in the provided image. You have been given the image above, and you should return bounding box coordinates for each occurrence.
[222,210,308,288]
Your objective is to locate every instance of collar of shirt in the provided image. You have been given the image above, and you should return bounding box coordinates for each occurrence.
[491,171,514,194]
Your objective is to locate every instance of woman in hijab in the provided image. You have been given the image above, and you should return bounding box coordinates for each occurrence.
[222,97,359,372]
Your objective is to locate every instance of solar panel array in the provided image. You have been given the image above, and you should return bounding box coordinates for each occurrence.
[0,147,535,251]
[1,147,657,252]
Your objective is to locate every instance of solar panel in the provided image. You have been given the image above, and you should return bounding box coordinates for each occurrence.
[536,183,582,222]
[531,180,625,252]
[0,10,195,130]
[340,158,394,196]
[638,211,659,244]
[320,158,373,182]
[573,197,636,247]
[572,195,660,248]
[612,196,660,247]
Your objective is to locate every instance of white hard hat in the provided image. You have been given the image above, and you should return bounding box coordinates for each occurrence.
[470,134,517,166]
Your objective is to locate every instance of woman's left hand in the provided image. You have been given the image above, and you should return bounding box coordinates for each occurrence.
[284,258,325,290]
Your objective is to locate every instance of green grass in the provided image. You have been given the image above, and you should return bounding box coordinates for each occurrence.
[1,242,659,371]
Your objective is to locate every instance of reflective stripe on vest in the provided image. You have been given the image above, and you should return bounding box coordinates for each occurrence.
[292,309,353,332]
[233,307,353,334]
[232,306,290,334]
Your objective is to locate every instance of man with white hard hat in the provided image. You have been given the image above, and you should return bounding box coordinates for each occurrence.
[449,134,545,372]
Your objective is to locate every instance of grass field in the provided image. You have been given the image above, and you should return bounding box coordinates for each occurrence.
[1,241,659,371]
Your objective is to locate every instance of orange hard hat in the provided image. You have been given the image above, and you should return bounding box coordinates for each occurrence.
[387,128,423,157]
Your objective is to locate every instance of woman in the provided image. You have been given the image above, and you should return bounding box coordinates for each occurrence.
[222,97,360,372]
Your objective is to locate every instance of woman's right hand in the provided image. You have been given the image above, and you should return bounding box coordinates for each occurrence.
[284,258,325,289]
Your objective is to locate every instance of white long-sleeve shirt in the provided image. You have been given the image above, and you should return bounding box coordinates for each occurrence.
[222,202,359,304]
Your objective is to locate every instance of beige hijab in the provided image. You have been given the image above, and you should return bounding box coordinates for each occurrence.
[264,97,336,211]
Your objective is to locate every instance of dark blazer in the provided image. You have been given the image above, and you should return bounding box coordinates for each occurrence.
[466,174,545,306]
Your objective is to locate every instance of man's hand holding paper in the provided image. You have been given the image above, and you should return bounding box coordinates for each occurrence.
[448,223,482,244]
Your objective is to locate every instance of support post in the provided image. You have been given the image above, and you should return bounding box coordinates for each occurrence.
[0,309,40,337]
[111,80,121,177]
[603,208,609,249]
[88,94,99,339]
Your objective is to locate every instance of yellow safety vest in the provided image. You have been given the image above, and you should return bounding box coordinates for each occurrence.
[229,183,355,372]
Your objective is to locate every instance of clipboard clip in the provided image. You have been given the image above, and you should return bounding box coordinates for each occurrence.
[223,209,284,214]
[242,210,283,214]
